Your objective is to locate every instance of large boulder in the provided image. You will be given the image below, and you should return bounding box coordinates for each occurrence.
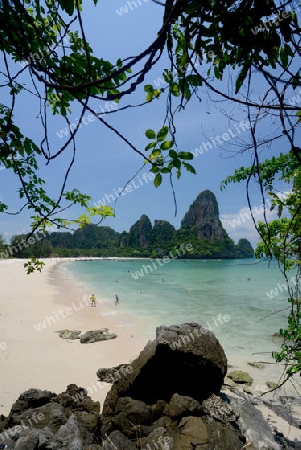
[101,323,227,436]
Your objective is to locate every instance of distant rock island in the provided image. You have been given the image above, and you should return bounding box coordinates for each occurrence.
[11,190,254,259]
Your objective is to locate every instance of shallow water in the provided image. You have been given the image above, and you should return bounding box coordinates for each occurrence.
[60,258,292,363]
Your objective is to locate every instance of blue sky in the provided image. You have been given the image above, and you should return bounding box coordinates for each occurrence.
[0,0,294,247]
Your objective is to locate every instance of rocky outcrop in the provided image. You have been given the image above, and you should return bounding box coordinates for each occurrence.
[57,329,117,343]
[58,330,82,339]
[0,385,101,449]
[128,214,152,248]
[181,190,225,241]
[235,238,254,258]
[221,387,301,450]
[2,324,300,449]
[152,220,176,245]
[100,323,232,441]
[96,364,133,384]
[227,370,253,385]
[80,330,117,344]
[179,190,254,258]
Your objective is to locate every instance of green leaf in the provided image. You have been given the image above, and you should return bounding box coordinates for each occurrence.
[178,151,194,160]
[169,149,177,158]
[173,158,181,169]
[280,47,289,68]
[145,129,156,139]
[170,82,180,96]
[157,126,169,141]
[235,64,249,94]
[144,85,153,92]
[145,142,156,151]
[146,92,153,102]
[214,65,221,79]
[183,162,196,174]
[150,149,161,158]
[154,173,162,187]
[160,140,174,150]
[58,0,75,15]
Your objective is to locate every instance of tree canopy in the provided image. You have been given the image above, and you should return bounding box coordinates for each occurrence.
[0,0,300,381]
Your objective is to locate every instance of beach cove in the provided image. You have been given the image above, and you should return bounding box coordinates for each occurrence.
[0,258,149,416]
[0,257,300,430]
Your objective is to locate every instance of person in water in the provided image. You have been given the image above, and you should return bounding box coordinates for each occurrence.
[115,294,119,306]
[90,294,96,307]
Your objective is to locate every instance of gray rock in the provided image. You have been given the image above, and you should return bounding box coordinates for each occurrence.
[223,376,236,388]
[165,393,201,418]
[139,427,173,450]
[263,399,301,429]
[225,390,283,449]
[57,330,81,340]
[243,386,253,395]
[111,397,152,437]
[227,370,253,385]
[14,432,40,450]
[101,323,227,436]
[266,381,278,390]
[247,362,265,369]
[2,385,101,450]
[171,416,245,450]
[102,430,136,450]
[80,330,117,344]
[96,365,132,383]
[202,394,239,423]
[9,389,56,415]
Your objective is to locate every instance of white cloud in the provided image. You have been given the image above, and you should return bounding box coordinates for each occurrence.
[221,204,278,248]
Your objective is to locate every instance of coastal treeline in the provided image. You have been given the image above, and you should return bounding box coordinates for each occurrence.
[6,223,253,259]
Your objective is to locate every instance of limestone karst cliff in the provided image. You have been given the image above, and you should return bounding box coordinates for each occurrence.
[181,190,224,241]
[11,190,254,258]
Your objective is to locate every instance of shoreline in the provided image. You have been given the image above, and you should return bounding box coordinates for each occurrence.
[1,257,299,419]
[0,258,148,416]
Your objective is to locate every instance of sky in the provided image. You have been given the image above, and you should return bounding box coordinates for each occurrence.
[0,0,296,248]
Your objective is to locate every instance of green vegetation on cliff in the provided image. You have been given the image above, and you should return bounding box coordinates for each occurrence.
[6,191,254,259]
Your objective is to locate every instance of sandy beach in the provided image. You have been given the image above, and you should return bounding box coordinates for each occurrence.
[1,257,300,445]
[0,258,149,416]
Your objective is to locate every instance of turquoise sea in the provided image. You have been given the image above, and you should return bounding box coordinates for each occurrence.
[60,258,293,373]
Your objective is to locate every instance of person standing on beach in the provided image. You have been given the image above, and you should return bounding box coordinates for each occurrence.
[115,294,119,306]
[90,294,96,307]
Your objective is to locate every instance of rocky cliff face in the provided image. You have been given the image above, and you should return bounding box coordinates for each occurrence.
[128,214,152,248]
[152,220,176,245]
[235,238,254,258]
[39,189,253,258]
[181,190,224,241]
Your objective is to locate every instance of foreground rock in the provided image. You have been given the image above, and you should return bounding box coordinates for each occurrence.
[0,385,101,449]
[222,387,301,449]
[1,323,300,449]
[100,323,247,448]
[101,323,227,433]
[97,364,133,383]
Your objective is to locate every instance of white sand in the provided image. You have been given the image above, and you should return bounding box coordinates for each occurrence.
[0,258,149,416]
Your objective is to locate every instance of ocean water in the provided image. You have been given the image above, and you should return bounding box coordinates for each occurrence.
[60,258,293,369]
